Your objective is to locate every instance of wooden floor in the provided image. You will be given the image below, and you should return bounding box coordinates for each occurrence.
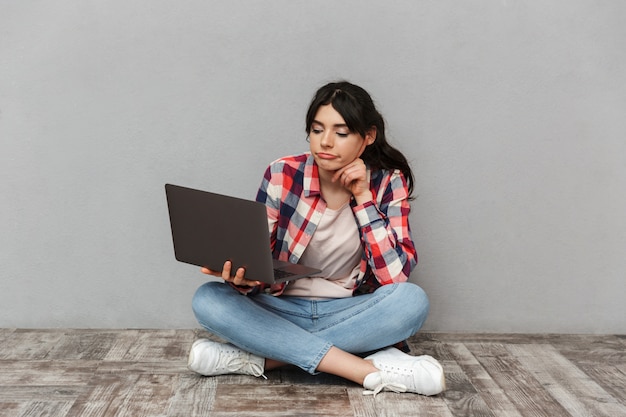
[0,329,624,417]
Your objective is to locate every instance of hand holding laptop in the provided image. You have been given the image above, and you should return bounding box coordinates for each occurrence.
[200,261,262,287]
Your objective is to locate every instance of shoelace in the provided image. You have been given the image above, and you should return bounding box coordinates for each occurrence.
[363,382,407,397]
[362,365,416,397]
[223,353,267,379]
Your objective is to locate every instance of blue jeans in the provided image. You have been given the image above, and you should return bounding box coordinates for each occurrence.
[192,281,429,374]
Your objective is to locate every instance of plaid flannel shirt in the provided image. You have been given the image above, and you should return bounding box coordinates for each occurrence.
[253,153,417,297]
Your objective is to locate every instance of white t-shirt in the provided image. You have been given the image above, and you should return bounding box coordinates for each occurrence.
[283,203,361,299]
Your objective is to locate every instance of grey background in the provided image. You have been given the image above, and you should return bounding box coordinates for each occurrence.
[1,1,625,333]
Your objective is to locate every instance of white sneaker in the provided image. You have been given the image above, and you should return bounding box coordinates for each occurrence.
[363,347,445,396]
[188,339,266,379]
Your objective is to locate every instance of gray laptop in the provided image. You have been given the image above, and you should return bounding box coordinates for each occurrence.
[165,184,321,284]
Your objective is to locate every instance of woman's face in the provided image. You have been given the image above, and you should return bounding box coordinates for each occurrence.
[308,104,374,175]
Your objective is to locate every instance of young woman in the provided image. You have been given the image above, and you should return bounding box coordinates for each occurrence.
[189,81,445,396]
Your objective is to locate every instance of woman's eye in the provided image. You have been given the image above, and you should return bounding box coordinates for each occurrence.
[336,132,349,138]
[311,128,323,134]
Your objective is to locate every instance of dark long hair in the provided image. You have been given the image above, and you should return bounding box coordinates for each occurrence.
[305,81,415,196]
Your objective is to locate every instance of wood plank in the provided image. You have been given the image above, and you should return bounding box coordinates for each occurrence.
[110,329,193,362]
[408,334,453,359]
[466,343,571,417]
[508,343,626,417]
[209,383,354,417]
[419,333,622,347]
[0,329,63,360]
[438,359,496,417]
[44,330,119,360]
[15,401,73,417]
[445,343,523,417]
[166,374,217,417]
[0,328,16,352]
[66,373,179,417]
[348,383,454,417]
[0,360,99,386]
[101,329,142,361]
[365,392,453,417]
[347,387,379,417]
[110,374,178,417]
[0,385,87,402]
[415,333,554,345]
[0,402,24,417]
[551,333,626,404]
[580,363,626,404]
[96,360,187,375]
[552,334,626,364]
[64,374,140,417]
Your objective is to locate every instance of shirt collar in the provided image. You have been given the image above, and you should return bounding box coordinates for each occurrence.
[303,153,321,197]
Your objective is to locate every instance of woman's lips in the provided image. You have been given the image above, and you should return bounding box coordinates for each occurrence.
[316,152,337,160]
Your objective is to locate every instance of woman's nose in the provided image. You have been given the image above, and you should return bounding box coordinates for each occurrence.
[320,131,333,147]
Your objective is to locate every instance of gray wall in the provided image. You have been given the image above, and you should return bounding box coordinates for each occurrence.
[1,1,625,333]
